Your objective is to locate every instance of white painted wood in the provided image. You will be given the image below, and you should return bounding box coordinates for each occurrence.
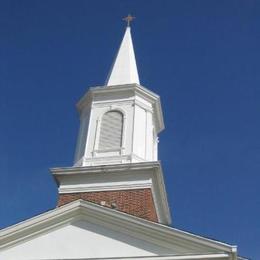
[74,84,164,167]
[74,106,91,164]
[0,220,171,260]
[133,105,146,158]
[0,200,237,260]
[146,111,154,160]
[106,27,140,86]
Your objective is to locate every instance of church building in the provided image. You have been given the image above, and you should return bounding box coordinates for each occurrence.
[0,17,245,260]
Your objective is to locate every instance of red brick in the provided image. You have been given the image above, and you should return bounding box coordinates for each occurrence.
[58,189,158,222]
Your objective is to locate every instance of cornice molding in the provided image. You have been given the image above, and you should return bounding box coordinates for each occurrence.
[58,180,152,194]
[33,254,231,260]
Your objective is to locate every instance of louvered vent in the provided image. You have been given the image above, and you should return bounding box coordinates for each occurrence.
[98,111,123,150]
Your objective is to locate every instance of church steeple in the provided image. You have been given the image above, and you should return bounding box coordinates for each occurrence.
[52,20,171,225]
[73,24,164,167]
[106,25,139,86]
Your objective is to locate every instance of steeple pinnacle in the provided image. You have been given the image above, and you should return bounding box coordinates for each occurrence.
[123,14,135,27]
[106,22,140,86]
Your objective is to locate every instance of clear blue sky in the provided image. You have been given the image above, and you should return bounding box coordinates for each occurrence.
[1,0,259,259]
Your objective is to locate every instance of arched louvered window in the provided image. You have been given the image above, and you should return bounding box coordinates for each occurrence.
[98,111,123,150]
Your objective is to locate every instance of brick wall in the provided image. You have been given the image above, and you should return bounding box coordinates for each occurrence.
[58,189,158,222]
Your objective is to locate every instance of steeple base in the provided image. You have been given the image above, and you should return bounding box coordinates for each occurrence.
[51,161,171,225]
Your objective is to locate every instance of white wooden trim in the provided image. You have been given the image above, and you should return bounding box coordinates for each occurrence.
[0,199,237,255]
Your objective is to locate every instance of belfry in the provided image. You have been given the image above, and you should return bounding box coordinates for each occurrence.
[0,17,244,260]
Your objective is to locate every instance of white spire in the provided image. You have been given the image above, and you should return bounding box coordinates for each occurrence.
[106,26,140,86]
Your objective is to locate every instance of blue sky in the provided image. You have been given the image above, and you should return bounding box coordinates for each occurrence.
[1,0,259,258]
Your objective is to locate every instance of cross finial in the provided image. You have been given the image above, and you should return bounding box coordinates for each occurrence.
[123,14,135,27]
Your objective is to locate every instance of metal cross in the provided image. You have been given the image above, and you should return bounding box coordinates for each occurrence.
[123,14,135,27]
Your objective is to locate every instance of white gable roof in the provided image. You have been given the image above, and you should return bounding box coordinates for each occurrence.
[0,200,237,260]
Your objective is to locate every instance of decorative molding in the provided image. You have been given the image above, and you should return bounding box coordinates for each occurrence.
[39,254,231,260]
[82,152,148,166]
[93,99,134,108]
[58,180,152,194]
